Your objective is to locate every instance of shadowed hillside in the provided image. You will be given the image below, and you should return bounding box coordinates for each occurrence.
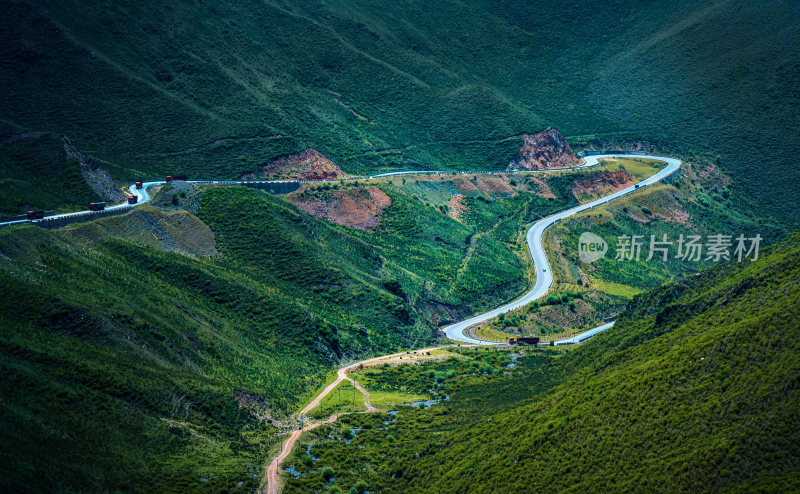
[0,0,798,226]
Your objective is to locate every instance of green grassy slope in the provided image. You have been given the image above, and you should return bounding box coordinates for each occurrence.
[417,234,800,492]
[0,224,343,492]
[0,180,552,491]
[280,233,800,493]
[518,157,787,335]
[0,132,102,213]
[1,0,798,226]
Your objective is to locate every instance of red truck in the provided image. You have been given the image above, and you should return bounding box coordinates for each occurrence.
[135,181,143,189]
[509,337,540,345]
[88,202,106,211]
[127,196,138,204]
[26,210,45,220]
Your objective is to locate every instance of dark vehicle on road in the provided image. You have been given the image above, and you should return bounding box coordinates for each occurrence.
[509,337,540,345]
[135,181,143,189]
[88,202,106,211]
[127,196,138,204]
[26,210,45,220]
[166,175,188,182]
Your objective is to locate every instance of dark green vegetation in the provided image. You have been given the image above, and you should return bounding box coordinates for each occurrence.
[1,0,798,227]
[1,0,799,491]
[373,175,578,316]
[0,132,102,213]
[283,346,567,493]
[0,178,574,491]
[282,233,800,493]
[0,212,343,492]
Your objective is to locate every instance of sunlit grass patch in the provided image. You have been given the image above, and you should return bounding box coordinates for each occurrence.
[591,278,646,298]
[474,324,515,343]
[306,380,366,420]
[367,390,428,410]
[598,157,665,181]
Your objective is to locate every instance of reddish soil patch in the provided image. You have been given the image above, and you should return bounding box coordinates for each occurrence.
[572,169,633,199]
[628,213,650,224]
[507,129,578,171]
[241,148,347,180]
[477,174,515,196]
[529,176,556,199]
[451,175,515,197]
[290,187,390,231]
[652,202,690,224]
[664,205,690,224]
[448,194,465,221]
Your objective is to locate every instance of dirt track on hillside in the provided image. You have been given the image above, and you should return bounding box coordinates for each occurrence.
[259,346,455,494]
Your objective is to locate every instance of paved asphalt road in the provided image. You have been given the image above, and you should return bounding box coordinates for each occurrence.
[0,181,155,227]
[442,154,681,344]
[1,153,679,349]
[0,156,603,227]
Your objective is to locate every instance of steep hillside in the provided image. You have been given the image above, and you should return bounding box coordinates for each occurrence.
[416,234,800,492]
[279,233,800,493]
[0,179,558,491]
[0,132,103,213]
[1,0,797,226]
[481,155,786,340]
[0,224,335,493]
[423,236,800,493]
[0,196,404,491]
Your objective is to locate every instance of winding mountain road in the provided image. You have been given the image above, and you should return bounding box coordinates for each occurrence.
[442,154,681,343]
[257,153,680,493]
[2,153,678,344]
[0,155,605,228]
[2,152,679,492]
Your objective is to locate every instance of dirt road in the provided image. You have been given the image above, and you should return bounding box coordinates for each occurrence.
[259,346,453,494]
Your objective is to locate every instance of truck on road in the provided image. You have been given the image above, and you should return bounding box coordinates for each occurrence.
[509,337,540,345]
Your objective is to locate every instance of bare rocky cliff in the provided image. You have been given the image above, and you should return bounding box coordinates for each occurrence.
[507,129,578,171]
[62,136,126,202]
[240,148,347,181]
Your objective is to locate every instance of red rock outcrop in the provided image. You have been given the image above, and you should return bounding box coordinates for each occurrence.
[507,129,578,171]
[240,148,347,180]
[289,187,390,232]
[571,169,633,199]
